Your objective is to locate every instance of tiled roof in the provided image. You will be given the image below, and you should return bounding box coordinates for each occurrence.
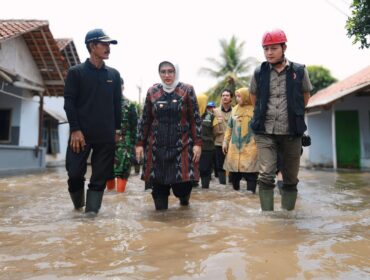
[56,38,80,67]
[55,38,72,50]
[0,20,71,96]
[307,66,370,109]
[0,20,48,42]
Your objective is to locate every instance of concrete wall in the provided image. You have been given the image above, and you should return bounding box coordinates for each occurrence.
[0,37,43,84]
[19,94,40,147]
[306,109,333,167]
[44,97,69,163]
[0,145,45,173]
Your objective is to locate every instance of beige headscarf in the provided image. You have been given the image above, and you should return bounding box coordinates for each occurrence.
[196,93,208,116]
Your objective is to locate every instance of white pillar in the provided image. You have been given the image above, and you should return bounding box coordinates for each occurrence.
[331,105,337,169]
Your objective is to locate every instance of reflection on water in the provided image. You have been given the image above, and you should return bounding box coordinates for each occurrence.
[0,168,369,279]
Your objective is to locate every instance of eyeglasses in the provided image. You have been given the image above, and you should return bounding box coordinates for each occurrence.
[159,69,175,75]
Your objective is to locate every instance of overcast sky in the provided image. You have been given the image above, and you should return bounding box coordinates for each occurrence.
[3,0,370,102]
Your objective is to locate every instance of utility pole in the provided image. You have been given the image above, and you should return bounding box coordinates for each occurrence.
[136,84,142,106]
[136,77,143,106]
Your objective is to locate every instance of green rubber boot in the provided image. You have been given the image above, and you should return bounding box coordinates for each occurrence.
[85,190,104,214]
[69,189,85,210]
[259,189,274,211]
[281,190,298,211]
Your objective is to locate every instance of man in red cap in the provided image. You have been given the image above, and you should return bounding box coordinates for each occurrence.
[64,28,122,215]
[249,28,312,211]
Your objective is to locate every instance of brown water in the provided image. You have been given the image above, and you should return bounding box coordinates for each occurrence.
[0,168,369,280]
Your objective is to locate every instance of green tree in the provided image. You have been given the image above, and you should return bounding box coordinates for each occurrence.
[200,36,258,101]
[307,65,337,95]
[346,0,370,49]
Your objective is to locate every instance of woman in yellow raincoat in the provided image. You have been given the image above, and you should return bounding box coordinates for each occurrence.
[222,88,259,193]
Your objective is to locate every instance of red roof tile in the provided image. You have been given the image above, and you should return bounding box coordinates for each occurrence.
[0,20,48,42]
[307,66,370,109]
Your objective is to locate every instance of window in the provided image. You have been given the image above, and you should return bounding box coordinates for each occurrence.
[0,109,11,142]
[41,115,60,154]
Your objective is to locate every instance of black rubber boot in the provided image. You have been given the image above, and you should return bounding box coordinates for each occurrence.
[218,171,226,185]
[145,182,152,190]
[85,190,104,215]
[179,195,190,206]
[259,188,274,211]
[69,189,85,210]
[247,180,257,194]
[152,195,168,210]
[201,176,211,189]
[232,177,240,190]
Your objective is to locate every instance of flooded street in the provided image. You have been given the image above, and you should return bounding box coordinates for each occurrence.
[0,167,369,280]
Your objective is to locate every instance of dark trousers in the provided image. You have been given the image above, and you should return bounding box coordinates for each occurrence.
[152,182,193,199]
[230,172,258,183]
[199,150,214,177]
[214,146,226,172]
[66,143,115,192]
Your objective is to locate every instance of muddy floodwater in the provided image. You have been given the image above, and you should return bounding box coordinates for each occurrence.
[0,167,369,280]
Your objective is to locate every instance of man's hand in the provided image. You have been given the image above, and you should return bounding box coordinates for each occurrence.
[70,130,86,153]
[192,145,201,163]
[135,146,144,164]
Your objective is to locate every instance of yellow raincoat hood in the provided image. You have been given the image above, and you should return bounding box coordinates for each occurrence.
[197,93,208,116]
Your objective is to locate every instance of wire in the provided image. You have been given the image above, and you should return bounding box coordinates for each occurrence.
[324,0,349,17]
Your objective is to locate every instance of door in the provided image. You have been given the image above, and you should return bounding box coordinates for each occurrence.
[335,110,360,169]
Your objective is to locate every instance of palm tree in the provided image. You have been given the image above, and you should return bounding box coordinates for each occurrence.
[200,35,258,101]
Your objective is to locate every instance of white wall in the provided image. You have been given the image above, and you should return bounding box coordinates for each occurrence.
[19,94,39,146]
[306,109,333,167]
[57,123,69,160]
[44,97,69,161]
[0,37,43,85]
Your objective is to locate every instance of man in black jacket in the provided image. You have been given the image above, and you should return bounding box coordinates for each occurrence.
[249,29,312,211]
[64,29,122,215]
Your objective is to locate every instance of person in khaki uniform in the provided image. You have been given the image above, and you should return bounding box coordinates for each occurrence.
[249,28,312,211]
[222,88,259,193]
[213,89,233,184]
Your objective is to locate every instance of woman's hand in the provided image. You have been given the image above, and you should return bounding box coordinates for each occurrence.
[135,146,144,163]
[222,142,228,155]
[192,145,201,163]
[70,130,86,153]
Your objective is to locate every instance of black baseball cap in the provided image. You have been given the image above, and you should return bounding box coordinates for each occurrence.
[85,29,118,44]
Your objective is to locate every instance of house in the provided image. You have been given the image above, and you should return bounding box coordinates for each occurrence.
[304,66,370,170]
[0,20,80,173]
